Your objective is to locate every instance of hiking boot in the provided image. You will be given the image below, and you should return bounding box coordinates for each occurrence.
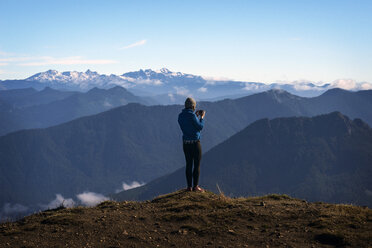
[193,186,205,192]
[186,187,193,192]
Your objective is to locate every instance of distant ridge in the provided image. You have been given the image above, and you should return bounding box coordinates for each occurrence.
[0,86,151,136]
[1,89,372,210]
[2,68,369,99]
[115,112,372,207]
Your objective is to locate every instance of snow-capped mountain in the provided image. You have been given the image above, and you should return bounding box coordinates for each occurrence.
[25,69,129,90]
[122,68,203,81]
[2,68,371,103]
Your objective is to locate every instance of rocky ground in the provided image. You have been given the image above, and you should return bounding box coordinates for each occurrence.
[0,190,371,247]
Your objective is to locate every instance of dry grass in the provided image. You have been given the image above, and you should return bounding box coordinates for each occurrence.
[0,190,371,247]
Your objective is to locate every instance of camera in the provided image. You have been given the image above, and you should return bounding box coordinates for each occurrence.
[196,110,205,116]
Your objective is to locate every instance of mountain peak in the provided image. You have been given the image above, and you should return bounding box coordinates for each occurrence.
[158,68,171,74]
[321,88,350,97]
[85,69,98,75]
[264,89,299,102]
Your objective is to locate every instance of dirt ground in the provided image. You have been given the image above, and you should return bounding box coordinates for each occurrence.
[1,190,371,247]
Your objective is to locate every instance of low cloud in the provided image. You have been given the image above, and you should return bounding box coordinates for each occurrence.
[243,83,269,91]
[0,203,29,221]
[174,86,190,96]
[120,76,163,86]
[135,79,163,85]
[120,39,147,50]
[77,192,109,206]
[197,87,208,93]
[292,81,325,91]
[116,181,145,193]
[103,100,113,107]
[43,194,75,209]
[202,75,233,82]
[2,203,29,215]
[123,181,145,191]
[168,93,175,102]
[331,79,372,90]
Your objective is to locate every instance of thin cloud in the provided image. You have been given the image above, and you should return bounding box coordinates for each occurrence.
[120,39,147,50]
[0,50,14,56]
[197,87,208,93]
[18,56,117,66]
[0,57,34,62]
[174,86,190,96]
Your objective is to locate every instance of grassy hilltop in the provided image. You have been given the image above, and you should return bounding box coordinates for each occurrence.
[1,190,371,248]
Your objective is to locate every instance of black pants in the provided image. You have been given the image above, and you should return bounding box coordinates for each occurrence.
[183,141,202,188]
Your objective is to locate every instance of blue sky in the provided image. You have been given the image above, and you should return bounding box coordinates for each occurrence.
[0,0,371,84]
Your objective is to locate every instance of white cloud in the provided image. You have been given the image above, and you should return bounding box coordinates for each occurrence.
[44,194,75,209]
[120,39,147,50]
[197,87,207,93]
[0,63,8,66]
[76,192,109,206]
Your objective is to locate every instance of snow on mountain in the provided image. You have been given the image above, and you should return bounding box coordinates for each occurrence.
[25,69,132,90]
[27,69,124,84]
[121,68,202,81]
[6,68,371,100]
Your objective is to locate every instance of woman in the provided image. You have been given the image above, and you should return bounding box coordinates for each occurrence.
[177,97,206,192]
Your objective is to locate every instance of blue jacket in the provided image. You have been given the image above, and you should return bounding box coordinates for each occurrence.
[178,108,204,141]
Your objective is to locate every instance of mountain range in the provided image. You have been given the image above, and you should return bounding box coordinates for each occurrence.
[1,68,368,102]
[0,86,152,136]
[115,112,372,207]
[1,88,372,211]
